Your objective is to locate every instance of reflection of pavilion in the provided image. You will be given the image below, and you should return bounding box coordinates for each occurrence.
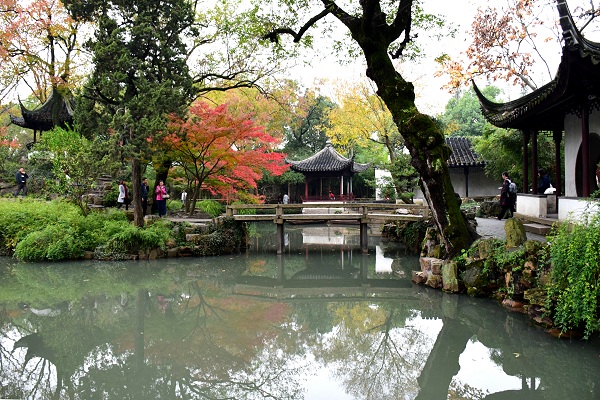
[298,226,403,275]
[301,226,358,246]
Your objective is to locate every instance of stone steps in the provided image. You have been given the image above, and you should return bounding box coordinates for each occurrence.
[522,223,552,235]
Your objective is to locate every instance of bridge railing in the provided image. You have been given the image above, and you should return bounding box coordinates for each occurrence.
[225,202,430,219]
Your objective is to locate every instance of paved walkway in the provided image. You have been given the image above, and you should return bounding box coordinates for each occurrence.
[475,217,548,242]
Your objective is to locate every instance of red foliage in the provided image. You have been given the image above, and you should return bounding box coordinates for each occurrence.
[0,126,19,149]
[165,101,288,201]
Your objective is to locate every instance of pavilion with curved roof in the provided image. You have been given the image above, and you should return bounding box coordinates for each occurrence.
[286,141,370,202]
[9,88,74,143]
[474,0,600,220]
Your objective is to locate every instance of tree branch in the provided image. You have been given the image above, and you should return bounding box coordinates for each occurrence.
[389,0,413,59]
[262,8,331,43]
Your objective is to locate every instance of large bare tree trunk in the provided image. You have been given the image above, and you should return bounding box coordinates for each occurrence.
[264,0,478,257]
[341,4,477,258]
[131,158,143,227]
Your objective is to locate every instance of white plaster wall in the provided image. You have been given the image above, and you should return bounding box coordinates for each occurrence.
[558,198,600,222]
[564,113,579,197]
[414,170,499,200]
[564,110,600,197]
[516,194,547,218]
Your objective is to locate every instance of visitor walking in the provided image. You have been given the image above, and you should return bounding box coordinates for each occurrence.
[282,193,289,204]
[14,167,29,197]
[155,180,168,217]
[117,180,129,210]
[497,172,515,220]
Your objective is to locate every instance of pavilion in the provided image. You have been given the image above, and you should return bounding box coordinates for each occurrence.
[9,88,74,143]
[286,141,370,202]
[474,0,600,221]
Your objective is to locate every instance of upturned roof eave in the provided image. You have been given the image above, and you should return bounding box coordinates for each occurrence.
[474,0,600,131]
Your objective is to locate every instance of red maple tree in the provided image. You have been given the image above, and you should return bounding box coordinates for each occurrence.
[164,101,288,211]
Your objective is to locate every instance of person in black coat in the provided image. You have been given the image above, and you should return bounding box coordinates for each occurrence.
[498,172,515,220]
[141,177,149,216]
[537,168,551,194]
[14,167,29,197]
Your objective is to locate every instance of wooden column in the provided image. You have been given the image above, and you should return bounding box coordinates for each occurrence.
[522,130,530,194]
[360,206,368,254]
[304,178,309,198]
[582,106,591,197]
[532,129,538,194]
[276,222,284,255]
[553,129,562,196]
[276,205,284,254]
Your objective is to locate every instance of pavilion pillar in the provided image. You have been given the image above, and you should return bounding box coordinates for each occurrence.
[304,178,309,199]
[340,176,344,197]
[582,106,591,197]
[276,221,284,255]
[553,129,562,196]
[350,176,353,196]
[522,130,530,194]
[360,206,368,254]
[532,129,539,194]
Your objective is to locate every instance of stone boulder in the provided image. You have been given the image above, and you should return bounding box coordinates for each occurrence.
[504,218,527,247]
[441,261,460,293]
[478,200,501,218]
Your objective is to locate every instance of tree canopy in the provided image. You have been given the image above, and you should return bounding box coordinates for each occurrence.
[438,86,502,137]
[0,0,88,103]
[164,100,288,211]
[258,0,478,257]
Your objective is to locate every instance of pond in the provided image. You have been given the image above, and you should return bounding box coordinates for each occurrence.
[0,223,598,399]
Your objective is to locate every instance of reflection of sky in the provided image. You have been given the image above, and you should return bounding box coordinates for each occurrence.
[1,327,57,393]
[375,245,393,274]
[454,340,522,394]
[301,318,522,399]
[304,316,442,399]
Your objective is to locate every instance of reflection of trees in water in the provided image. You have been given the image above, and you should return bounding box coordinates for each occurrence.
[0,273,308,400]
[314,302,429,400]
[2,260,600,399]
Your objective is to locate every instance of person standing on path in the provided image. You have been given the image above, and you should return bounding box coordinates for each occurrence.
[497,172,515,220]
[117,180,129,210]
[155,180,168,217]
[14,167,29,197]
[282,193,289,204]
[141,177,149,216]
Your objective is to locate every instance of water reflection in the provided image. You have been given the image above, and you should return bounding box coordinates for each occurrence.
[0,224,598,399]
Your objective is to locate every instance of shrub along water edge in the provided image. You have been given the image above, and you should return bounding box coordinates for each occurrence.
[0,199,175,261]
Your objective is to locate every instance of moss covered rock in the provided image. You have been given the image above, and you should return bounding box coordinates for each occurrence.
[504,218,527,247]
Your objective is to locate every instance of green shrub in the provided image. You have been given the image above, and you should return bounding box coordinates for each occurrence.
[168,199,183,212]
[198,199,223,217]
[547,210,600,337]
[103,218,173,255]
[0,199,174,261]
[103,183,119,207]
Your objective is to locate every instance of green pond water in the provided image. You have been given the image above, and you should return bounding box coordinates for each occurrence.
[0,223,598,399]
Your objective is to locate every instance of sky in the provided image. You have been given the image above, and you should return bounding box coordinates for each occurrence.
[291,0,576,116]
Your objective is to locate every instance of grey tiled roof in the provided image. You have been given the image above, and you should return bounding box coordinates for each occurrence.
[286,142,370,173]
[446,137,485,168]
[10,88,74,132]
